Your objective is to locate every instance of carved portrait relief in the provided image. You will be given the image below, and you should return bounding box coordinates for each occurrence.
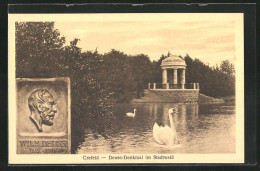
[16,78,69,136]
[16,78,71,154]
[28,89,57,132]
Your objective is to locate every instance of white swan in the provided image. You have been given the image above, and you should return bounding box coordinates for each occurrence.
[126,109,137,118]
[153,108,180,145]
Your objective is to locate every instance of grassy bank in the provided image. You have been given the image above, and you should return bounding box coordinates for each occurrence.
[221,96,235,103]
[198,94,225,104]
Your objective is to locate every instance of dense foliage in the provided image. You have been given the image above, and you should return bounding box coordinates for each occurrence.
[99,50,154,102]
[184,54,235,97]
[16,22,113,153]
[15,22,235,152]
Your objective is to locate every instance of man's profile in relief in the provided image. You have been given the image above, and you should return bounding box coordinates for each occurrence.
[28,89,57,132]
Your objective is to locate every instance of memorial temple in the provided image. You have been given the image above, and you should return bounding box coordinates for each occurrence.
[147,55,200,103]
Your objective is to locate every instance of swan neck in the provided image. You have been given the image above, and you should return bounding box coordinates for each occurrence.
[169,112,174,128]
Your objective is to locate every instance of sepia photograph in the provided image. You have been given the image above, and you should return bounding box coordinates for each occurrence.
[8,12,244,164]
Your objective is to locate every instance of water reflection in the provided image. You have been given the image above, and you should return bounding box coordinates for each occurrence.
[77,102,235,154]
[152,103,199,135]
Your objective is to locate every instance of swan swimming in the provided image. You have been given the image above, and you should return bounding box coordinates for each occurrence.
[126,109,136,118]
[153,108,180,146]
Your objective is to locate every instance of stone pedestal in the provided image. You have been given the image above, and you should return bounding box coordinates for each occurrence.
[196,83,200,89]
[153,83,156,89]
[166,83,169,89]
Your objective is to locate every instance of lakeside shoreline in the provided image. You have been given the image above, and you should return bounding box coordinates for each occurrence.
[129,89,226,104]
[108,90,235,104]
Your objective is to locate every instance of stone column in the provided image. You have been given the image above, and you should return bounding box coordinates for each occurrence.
[162,69,167,84]
[148,83,151,89]
[197,83,200,89]
[173,69,178,85]
[181,69,186,89]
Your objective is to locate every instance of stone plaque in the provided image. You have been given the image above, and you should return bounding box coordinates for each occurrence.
[16,78,71,154]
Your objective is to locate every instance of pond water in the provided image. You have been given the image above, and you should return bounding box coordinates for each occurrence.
[77,102,235,154]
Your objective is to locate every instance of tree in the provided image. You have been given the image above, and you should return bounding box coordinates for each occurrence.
[15,22,114,153]
[220,60,235,76]
[130,54,152,98]
[15,22,65,78]
[183,54,235,97]
[99,49,132,102]
[98,50,157,101]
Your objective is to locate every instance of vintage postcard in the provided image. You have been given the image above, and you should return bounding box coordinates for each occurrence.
[9,13,244,164]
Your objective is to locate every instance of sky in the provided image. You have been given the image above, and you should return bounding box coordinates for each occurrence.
[54,14,239,67]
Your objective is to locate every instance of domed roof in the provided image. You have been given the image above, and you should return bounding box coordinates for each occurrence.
[161,55,186,67]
